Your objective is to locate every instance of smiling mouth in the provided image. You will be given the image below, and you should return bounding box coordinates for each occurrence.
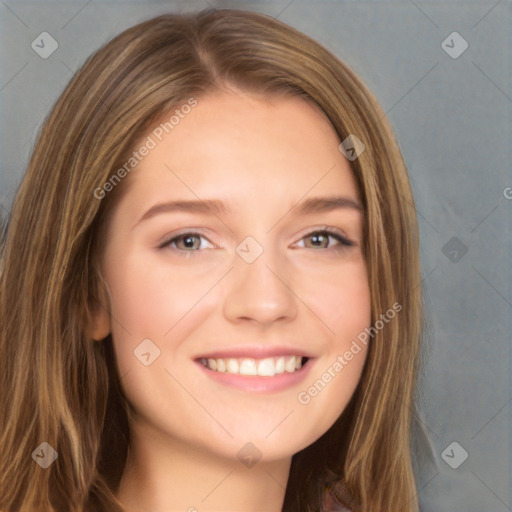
[197,355,310,376]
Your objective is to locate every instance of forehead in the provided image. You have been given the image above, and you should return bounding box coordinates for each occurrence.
[110,91,362,225]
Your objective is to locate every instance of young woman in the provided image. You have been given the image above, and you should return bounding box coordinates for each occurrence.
[0,8,422,512]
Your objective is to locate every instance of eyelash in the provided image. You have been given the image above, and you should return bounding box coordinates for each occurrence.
[157,227,355,256]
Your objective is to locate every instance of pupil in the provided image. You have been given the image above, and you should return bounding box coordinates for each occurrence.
[184,236,196,248]
[312,234,325,247]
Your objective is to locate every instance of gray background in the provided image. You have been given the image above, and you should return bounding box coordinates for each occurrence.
[1,1,511,510]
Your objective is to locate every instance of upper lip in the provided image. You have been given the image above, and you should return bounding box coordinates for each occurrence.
[194,345,315,360]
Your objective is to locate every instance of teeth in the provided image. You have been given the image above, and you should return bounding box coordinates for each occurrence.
[216,358,226,372]
[227,358,239,373]
[239,358,257,375]
[257,357,275,376]
[285,355,296,373]
[201,355,305,376]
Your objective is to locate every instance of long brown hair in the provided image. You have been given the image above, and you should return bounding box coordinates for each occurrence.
[0,9,422,512]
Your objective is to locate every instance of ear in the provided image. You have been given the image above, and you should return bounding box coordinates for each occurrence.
[86,279,111,341]
[86,303,111,341]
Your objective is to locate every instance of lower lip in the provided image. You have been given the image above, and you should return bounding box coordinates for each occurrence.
[195,359,314,393]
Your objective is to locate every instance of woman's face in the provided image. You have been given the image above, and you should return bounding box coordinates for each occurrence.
[94,90,371,463]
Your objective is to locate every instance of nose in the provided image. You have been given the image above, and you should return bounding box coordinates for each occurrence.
[222,242,298,326]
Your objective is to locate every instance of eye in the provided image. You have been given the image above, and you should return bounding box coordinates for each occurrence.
[298,228,355,251]
[158,232,213,254]
[157,227,355,255]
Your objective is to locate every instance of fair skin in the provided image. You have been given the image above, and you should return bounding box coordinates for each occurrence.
[90,89,371,512]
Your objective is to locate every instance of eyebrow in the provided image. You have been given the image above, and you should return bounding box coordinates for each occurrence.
[134,195,362,228]
[292,196,362,215]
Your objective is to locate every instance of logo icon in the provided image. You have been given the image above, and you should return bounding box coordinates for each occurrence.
[441,32,468,59]
[31,32,59,59]
[237,442,262,468]
[339,134,366,161]
[134,338,161,366]
[31,442,58,468]
[236,236,264,264]
[442,237,468,263]
[441,441,468,469]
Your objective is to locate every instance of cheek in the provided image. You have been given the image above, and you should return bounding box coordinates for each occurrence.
[295,343,368,447]
[104,249,219,384]
[303,258,371,339]
[290,260,370,438]
[105,249,210,335]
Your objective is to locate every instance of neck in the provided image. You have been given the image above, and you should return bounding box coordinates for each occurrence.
[116,420,291,512]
